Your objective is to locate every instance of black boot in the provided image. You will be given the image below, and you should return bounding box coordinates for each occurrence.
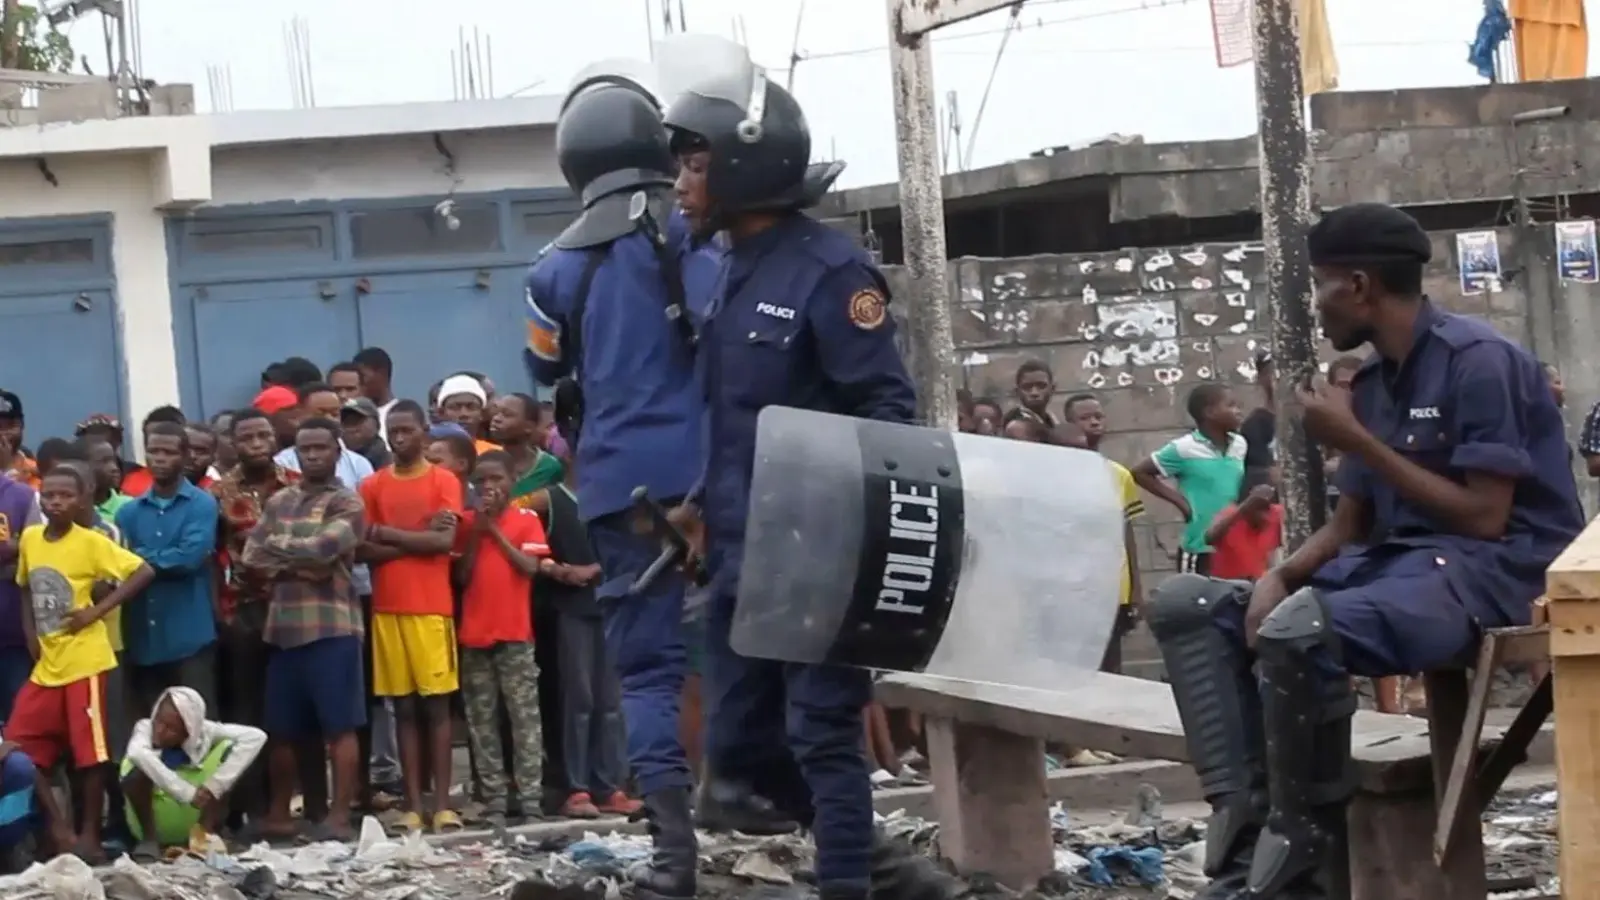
[635,787,698,900]
[870,835,955,900]
[696,775,799,835]
[1248,588,1356,900]
[1145,576,1269,900]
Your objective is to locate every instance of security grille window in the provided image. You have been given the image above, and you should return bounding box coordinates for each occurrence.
[350,206,500,258]
[0,239,94,266]
[190,226,324,255]
[523,211,569,244]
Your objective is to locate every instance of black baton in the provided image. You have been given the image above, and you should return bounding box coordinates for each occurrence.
[627,485,708,595]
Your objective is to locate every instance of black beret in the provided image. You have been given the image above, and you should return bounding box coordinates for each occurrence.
[1307,202,1431,267]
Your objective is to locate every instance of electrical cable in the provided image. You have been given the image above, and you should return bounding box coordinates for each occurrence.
[963,2,1022,168]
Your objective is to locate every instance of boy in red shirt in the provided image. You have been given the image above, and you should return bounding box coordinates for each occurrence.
[453,451,549,826]
[1203,474,1283,581]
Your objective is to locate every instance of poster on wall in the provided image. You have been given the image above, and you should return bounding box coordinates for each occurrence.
[1555,220,1599,283]
[1455,230,1503,295]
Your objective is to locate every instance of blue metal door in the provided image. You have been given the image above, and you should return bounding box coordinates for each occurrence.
[0,221,122,446]
[354,268,529,405]
[188,279,361,419]
[0,290,122,445]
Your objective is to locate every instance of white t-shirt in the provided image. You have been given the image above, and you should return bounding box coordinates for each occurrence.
[376,398,400,443]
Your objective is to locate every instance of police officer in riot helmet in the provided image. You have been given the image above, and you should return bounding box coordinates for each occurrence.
[550,69,676,248]
[664,68,952,900]
[525,67,714,900]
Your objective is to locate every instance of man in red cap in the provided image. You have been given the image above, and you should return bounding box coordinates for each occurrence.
[253,386,301,451]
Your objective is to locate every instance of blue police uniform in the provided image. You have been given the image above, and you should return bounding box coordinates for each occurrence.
[1211,301,1583,675]
[1146,293,1583,899]
[696,213,916,888]
[525,218,720,801]
[521,66,713,900]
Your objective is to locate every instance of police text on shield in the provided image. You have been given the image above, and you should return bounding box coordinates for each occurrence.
[876,480,939,615]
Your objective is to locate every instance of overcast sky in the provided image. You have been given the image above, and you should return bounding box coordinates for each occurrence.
[61,0,1581,188]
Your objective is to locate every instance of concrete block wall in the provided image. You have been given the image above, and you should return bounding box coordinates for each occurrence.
[884,226,1531,676]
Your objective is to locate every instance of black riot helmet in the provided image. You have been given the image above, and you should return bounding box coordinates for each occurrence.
[663,65,816,216]
[551,76,677,249]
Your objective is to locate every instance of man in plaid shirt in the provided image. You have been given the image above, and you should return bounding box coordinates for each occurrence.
[242,416,366,842]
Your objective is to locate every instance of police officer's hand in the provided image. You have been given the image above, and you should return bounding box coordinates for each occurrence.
[666,503,705,572]
[1298,378,1364,453]
[1244,569,1290,648]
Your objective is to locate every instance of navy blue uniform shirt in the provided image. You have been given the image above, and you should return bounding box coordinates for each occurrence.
[1332,300,1583,625]
[697,213,917,556]
[525,212,722,522]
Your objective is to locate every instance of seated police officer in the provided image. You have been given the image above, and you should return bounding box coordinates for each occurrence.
[1147,202,1582,900]
[662,63,949,900]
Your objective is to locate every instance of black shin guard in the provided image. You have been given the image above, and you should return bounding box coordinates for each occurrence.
[1249,588,1356,899]
[1145,575,1267,881]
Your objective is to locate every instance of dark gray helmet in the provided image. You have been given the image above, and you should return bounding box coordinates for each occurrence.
[664,66,827,214]
[553,76,676,249]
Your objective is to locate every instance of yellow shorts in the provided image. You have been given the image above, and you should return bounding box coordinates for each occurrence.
[371,614,459,698]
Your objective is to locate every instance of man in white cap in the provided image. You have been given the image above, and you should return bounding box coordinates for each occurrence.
[435,374,500,456]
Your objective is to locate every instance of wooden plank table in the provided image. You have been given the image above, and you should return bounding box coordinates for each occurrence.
[1544,516,1600,900]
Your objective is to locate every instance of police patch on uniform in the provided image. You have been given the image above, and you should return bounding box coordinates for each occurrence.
[525,287,563,363]
[848,289,887,331]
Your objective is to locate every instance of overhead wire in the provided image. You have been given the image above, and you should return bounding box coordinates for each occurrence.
[963,2,1023,169]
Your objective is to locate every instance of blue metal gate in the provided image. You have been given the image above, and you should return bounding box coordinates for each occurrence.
[167,192,576,419]
[0,218,124,446]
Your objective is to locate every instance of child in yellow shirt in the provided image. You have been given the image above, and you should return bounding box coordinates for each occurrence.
[9,466,152,862]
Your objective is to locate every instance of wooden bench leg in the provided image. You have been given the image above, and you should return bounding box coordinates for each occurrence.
[1349,786,1487,900]
[1432,639,1500,864]
[924,716,1052,889]
[1476,674,1552,804]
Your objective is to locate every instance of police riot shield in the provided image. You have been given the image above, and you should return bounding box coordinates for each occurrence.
[733,407,1127,692]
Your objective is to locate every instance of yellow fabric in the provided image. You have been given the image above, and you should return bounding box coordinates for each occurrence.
[1107,461,1146,606]
[1298,0,1340,95]
[1512,0,1588,82]
[371,613,460,697]
[15,524,143,687]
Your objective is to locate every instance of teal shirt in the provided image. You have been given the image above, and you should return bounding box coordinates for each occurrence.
[96,492,131,522]
[1153,430,1247,553]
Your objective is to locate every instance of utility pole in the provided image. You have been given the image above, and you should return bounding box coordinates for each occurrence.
[1251,0,1323,549]
[885,0,1020,430]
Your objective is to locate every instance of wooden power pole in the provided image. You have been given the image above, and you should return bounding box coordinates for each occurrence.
[1251,0,1324,550]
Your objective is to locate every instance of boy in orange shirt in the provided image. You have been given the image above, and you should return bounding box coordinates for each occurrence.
[453,451,549,826]
[358,400,464,834]
[1202,473,1283,582]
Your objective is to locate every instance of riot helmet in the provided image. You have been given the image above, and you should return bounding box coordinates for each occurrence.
[551,71,677,250]
[556,80,675,208]
[663,63,814,218]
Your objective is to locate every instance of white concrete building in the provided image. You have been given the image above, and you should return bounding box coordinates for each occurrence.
[0,95,569,446]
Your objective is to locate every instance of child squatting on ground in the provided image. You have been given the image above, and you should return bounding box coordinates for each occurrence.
[122,686,266,859]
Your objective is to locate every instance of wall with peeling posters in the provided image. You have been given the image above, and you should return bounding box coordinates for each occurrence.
[882,226,1533,674]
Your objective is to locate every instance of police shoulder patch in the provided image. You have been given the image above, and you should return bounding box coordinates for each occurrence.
[847,289,887,331]
[525,286,563,363]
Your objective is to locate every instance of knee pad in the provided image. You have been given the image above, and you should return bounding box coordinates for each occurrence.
[1256,587,1344,664]
[1144,574,1249,641]
[1249,588,1356,898]
[1142,574,1264,863]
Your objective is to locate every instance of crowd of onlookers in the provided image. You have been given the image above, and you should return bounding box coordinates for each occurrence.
[0,340,1577,867]
[0,347,645,868]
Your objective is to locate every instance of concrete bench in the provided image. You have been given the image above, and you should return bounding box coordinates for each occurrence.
[875,624,1551,900]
